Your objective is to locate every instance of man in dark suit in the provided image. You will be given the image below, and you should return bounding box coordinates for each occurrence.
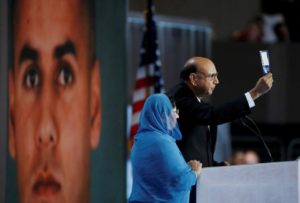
[167,56,273,203]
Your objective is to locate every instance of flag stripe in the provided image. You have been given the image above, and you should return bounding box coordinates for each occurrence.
[132,100,146,113]
[131,111,141,126]
[135,77,157,89]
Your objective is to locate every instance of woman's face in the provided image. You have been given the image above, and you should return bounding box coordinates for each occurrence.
[167,107,179,130]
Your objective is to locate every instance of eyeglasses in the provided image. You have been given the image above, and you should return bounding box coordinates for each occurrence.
[195,71,218,80]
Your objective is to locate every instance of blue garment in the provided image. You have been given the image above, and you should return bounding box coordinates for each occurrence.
[129,94,197,203]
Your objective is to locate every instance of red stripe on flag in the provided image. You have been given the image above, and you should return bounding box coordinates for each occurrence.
[129,124,139,148]
[132,100,146,113]
[135,77,156,89]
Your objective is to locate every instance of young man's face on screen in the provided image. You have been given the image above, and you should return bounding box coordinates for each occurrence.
[9,0,101,203]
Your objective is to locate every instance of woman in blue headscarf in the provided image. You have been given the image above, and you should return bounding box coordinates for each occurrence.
[129,93,202,203]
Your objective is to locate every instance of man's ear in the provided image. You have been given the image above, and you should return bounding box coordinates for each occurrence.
[90,59,101,150]
[9,70,16,159]
[189,73,197,86]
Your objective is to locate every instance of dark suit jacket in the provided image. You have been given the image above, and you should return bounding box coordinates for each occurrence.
[167,82,251,167]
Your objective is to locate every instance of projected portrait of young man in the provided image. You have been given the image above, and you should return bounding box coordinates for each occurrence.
[9,0,101,202]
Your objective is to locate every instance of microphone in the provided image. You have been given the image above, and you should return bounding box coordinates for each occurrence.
[240,115,273,162]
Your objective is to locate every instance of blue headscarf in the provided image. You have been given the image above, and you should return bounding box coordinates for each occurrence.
[137,93,182,140]
[129,94,196,203]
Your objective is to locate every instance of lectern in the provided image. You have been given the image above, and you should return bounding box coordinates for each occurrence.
[197,160,299,203]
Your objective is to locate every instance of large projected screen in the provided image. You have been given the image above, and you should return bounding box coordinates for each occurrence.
[4,0,126,203]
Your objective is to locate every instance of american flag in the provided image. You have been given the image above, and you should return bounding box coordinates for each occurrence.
[129,0,164,148]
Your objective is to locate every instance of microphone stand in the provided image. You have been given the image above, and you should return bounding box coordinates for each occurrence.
[240,115,273,162]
